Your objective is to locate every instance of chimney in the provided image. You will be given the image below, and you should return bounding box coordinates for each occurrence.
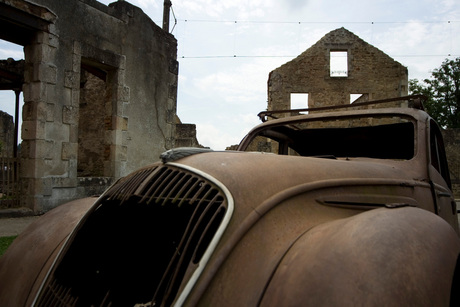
[163,0,172,32]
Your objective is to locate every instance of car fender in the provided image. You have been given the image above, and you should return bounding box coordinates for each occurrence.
[260,206,460,306]
[0,197,97,307]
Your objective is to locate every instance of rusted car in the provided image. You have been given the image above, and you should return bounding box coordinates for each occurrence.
[1,96,459,306]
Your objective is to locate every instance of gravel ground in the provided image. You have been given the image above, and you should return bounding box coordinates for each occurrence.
[0,216,40,237]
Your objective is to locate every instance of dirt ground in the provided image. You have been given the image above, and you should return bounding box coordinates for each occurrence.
[0,216,40,237]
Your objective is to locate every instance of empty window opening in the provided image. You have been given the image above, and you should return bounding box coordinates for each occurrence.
[290,93,309,114]
[78,62,111,177]
[244,116,414,160]
[350,94,363,104]
[330,51,348,77]
[0,39,25,155]
[350,93,369,105]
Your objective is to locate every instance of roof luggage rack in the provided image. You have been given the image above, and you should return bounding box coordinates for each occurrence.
[257,95,426,122]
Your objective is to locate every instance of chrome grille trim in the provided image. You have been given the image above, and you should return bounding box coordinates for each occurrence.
[106,166,159,203]
[167,162,234,307]
[33,162,234,307]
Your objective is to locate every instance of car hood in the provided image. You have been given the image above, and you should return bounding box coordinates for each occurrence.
[173,151,422,207]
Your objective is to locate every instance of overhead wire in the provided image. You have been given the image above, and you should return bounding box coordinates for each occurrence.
[170,3,177,33]
[170,17,459,60]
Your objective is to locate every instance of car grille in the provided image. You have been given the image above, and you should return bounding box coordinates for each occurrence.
[35,164,231,307]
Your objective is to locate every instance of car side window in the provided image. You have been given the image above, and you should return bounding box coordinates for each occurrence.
[430,119,452,188]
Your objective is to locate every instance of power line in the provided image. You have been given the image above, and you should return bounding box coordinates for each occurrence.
[176,17,459,61]
[178,19,459,25]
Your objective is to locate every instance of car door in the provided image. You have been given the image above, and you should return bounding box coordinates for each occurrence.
[428,119,459,231]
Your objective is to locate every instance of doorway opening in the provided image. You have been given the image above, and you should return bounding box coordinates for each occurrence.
[77,60,112,177]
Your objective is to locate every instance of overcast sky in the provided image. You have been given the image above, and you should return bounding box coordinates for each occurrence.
[1,0,459,149]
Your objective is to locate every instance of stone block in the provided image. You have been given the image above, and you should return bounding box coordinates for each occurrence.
[44,155,68,176]
[61,142,78,160]
[45,82,57,102]
[62,87,72,106]
[64,70,79,89]
[34,43,56,64]
[35,32,49,45]
[69,124,79,143]
[113,116,128,131]
[62,105,79,125]
[71,88,80,106]
[118,85,130,103]
[33,63,57,84]
[23,82,46,103]
[22,140,54,159]
[23,63,32,83]
[22,101,47,121]
[46,103,55,122]
[21,120,46,140]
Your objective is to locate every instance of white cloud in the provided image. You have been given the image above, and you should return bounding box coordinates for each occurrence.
[0,39,24,60]
[6,0,460,149]
[195,123,240,150]
[173,0,275,19]
[0,48,23,60]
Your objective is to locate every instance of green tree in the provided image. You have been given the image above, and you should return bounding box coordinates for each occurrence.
[409,57,460,128]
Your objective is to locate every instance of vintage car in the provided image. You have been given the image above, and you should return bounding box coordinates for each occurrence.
[0,96,459,306]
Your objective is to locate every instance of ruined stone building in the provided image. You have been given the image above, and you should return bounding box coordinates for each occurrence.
[268,27,408,111]
[0,0,181,212]
[0,111,14,157]
[267,27,460,197]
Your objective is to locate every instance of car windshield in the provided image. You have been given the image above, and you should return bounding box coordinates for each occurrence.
[242,115,415,160]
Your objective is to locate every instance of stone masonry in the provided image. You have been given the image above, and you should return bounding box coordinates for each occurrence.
[267,27,460,198]
[0,0,179,212]
[268,27,408,112]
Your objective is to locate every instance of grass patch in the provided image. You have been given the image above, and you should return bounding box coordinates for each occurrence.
[0,236,17,256]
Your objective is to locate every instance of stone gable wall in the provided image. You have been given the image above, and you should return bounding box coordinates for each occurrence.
[268,27,408,112]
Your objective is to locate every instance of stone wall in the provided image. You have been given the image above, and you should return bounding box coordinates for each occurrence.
[0,0,178,212]
[268,27,408,112]
[0,111,14,157]
[175,124,203,148]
